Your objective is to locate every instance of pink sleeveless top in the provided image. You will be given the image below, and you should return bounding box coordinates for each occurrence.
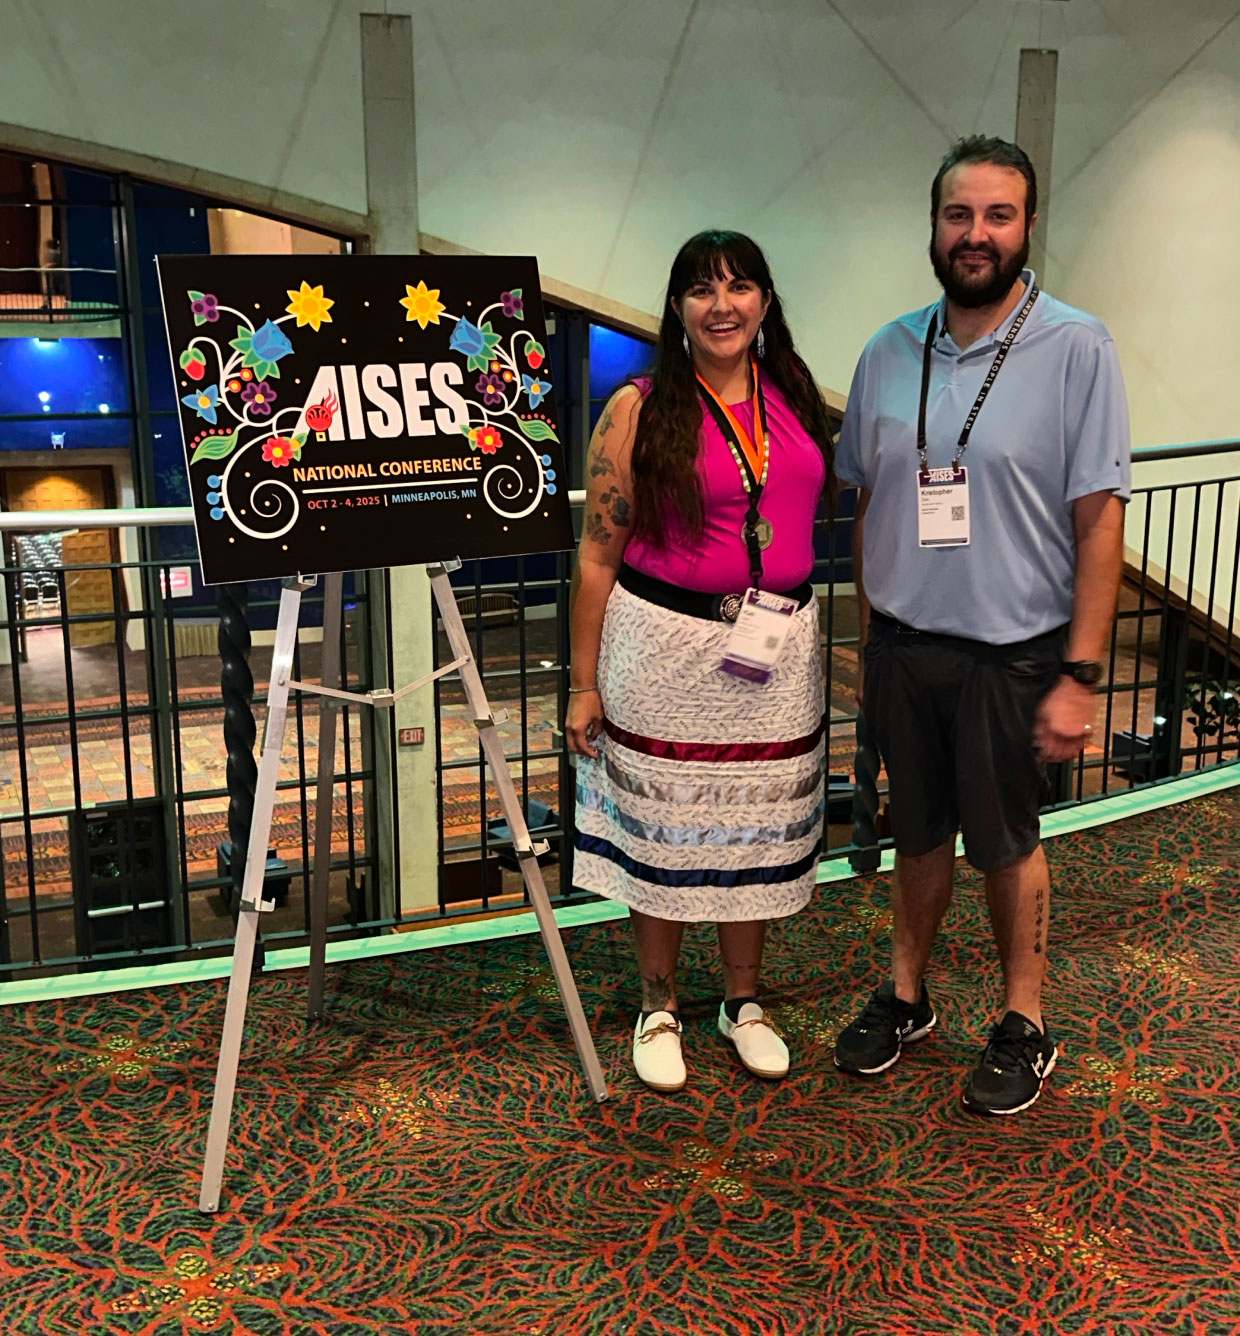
[623,376,826,593]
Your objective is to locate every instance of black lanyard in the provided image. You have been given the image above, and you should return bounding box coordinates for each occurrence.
[917,283,1039,472]
[696,366,770,587]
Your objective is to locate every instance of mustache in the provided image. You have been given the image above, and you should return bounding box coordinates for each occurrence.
[949,241,1000,264]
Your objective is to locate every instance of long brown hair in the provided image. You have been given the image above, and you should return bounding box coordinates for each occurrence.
[630,230,835,546]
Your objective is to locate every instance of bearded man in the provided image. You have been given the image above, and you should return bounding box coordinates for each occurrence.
[832,136,1131,1114]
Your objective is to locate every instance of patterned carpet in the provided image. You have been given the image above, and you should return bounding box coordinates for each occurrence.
[1,790,1238,1334]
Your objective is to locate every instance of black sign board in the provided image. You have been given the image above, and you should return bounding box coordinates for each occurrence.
[157,254,573,584]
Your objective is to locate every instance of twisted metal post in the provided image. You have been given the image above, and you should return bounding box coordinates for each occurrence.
[217,581,257,912]
[849,708,882,873]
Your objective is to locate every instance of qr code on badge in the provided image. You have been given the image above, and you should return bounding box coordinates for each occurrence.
[951,505,965,522]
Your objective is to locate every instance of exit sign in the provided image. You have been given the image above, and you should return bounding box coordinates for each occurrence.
[398,727,425,746]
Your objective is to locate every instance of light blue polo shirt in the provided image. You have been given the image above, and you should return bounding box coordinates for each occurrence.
[835,271,1131,644]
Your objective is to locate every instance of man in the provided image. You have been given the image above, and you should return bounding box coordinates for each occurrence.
[832,136,1130,1115]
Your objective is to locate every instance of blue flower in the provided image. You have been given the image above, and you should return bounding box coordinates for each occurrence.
[252,320,293,363]
[450,318,485,359]
[449,317,502,372]
[522,373,550,409]
[228,319,295,380]
[182,384,220,424]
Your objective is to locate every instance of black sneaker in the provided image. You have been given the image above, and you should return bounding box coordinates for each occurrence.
[962,1011,1058,1115]
[834,980,937,1075]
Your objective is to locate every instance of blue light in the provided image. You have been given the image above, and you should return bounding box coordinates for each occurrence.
[589,324,654,400]
[37,391,50,403]
[34,339,59,350]
[98,403,110,414]
[41,405,49,413]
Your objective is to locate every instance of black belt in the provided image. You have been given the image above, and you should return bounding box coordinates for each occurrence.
[619,564,814,623]
[870,608,1066,655]
[870,608,983,647]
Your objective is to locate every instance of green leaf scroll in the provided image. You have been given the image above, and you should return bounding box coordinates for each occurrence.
[190,430,239,465]
[517,417,559,443]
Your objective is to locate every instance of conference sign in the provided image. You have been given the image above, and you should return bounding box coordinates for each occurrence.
[158,254,573,584]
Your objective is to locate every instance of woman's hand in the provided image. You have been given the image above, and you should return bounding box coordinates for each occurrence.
[565,688,605,759]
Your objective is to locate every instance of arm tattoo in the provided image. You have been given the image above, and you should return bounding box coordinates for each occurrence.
[597,403,615,437]
[589,447,615,477]
[585,511,611,545]
[599,486,630,527]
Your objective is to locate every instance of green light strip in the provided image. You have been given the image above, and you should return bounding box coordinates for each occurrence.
[2,762,1235,1007]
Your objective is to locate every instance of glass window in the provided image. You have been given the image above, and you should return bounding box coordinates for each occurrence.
[588,323,654,401]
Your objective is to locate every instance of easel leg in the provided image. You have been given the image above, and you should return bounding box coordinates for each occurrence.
[199,577,310,1212]
[428,565,609,1103]
[306,571,344,1023]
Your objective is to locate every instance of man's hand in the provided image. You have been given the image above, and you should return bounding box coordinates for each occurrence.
[1032,677,1097,762]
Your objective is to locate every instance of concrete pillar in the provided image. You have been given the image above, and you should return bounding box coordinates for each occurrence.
[1016,47,1058,280]
[359,13,438,916]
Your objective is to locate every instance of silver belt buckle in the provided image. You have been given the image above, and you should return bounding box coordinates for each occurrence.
[720,593,743,623]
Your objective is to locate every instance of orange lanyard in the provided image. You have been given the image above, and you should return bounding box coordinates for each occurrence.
[695,358,767,485]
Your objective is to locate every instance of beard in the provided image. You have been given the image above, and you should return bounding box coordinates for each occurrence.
[930,230,1030,308]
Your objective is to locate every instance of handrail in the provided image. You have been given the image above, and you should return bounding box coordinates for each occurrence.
[0,495,590,532]
[1132,438,1240,464]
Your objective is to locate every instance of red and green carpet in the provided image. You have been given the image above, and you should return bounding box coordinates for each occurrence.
[2,791,1238,1334]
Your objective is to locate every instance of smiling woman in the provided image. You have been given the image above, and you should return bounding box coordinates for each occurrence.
[564,229,837,1096]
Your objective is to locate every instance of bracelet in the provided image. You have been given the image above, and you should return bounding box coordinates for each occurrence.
[568,684,599,694]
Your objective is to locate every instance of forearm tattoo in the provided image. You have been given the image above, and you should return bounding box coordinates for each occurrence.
[585,510,611,545]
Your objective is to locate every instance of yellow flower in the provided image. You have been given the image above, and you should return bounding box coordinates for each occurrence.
[400,280,446,328]
[285,280,334,331]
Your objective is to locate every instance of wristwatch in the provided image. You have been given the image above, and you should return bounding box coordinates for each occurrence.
[1060,659,1103,686]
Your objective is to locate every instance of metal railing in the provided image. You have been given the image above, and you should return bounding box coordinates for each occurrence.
[0,508,381,977]
[1,440,1236,973]
[435,446,1240,896]
[0,267,122,323]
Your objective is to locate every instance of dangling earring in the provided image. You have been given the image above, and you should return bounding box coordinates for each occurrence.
[756,325,766,359]
[683,328,691,356]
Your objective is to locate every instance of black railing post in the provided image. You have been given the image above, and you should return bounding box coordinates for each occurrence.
[217,581,257,913]
[849,709,882,873]
[1153,603,1191,780]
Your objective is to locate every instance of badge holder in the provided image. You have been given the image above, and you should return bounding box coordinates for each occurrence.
[916,464,970,547]
[720,587,799,683]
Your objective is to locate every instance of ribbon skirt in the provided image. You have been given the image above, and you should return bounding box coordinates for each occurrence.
[573,582,825,923]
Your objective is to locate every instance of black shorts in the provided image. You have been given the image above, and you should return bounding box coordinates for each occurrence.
[863,611,1068,873]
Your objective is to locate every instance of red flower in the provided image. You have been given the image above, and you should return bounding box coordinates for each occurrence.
[473,424,503,455]
[262,436,298,467]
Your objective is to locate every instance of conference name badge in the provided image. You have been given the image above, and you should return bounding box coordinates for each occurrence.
[720,588,799,684]
[916,465,970,547]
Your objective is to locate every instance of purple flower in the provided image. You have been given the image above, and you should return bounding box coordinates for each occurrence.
[241,379,277,416]
[500,289,524,319]
[188,290,219,325]
[475,372,506,406]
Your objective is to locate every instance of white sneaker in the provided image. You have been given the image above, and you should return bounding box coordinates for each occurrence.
[718,1002,789,1079]
[633,1010,686,1092]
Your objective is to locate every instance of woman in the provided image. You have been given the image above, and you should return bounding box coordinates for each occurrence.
[565,230,834,1092]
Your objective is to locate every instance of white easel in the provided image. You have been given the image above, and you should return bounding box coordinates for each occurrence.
[198,561,609,1213]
